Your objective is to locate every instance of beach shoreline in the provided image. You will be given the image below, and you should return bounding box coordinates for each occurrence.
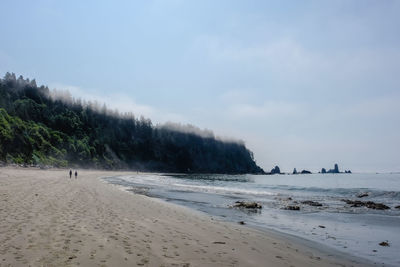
[0,167,372,266]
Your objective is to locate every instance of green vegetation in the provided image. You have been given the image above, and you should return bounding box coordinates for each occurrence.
[0,73,264,173]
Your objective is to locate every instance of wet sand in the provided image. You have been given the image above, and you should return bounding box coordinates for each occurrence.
[0,167,370,266]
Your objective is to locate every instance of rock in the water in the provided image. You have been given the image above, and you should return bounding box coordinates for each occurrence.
[395,205,400,209]
[379,241,390,247]
[234,201,262,209]
[238,221,245,225]
[321,168,327,174]
[327,164,340,173]
[334,163,339,173]
[301,200,323,207]
[284,205,300,211]
[301,170,312,174]
[293,168,298,174]
[357,192,369,198]
[342,199,390,210]
[271,166,281,174]
[318,225,326,228]
[366,202,389,210]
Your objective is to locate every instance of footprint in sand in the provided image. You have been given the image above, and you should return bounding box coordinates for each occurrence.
[89,250,96,259]
[137,258,149,266]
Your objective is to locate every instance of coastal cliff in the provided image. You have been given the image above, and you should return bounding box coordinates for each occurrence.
[0,73,264,174]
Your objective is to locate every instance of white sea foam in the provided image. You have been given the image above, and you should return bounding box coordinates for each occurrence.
[171,183,276,196]
[103,172,400,266]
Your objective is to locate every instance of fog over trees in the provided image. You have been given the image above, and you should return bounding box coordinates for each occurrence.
[0,73,264,174]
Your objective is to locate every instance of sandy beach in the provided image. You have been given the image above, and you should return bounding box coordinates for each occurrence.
[0,168,369,267]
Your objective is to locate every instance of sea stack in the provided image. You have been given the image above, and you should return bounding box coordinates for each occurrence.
[326,164,340,173]
[271,166,281,174]
[334,163,339,173]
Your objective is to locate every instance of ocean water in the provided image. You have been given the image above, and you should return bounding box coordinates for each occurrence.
[103,173,400,266]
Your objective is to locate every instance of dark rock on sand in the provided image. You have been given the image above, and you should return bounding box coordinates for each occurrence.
[238,221,246,225]
[357,192,369,198]
[301,200,323,207]
[284,205,300,211]
[379,241,390,247]
[233,201,262,209]
[342,199,390,210]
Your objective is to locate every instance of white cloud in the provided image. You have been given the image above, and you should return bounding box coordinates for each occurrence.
[219,90,254,103]
[193,34,400,97]
[227,101,304,120]
[342,94,400,119]
[193,35,318,75]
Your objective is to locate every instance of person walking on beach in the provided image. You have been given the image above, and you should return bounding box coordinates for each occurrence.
[69,169,72,179]
[75,170,78,179]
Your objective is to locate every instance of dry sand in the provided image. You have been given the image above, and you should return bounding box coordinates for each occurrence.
[0,167,369,267]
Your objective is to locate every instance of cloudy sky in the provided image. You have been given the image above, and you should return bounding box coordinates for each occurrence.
[1,0,399,172]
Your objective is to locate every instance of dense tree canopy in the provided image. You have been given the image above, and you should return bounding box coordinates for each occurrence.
[0,73,264,174]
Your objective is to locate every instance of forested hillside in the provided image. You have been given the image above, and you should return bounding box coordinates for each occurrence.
[0,73,264,174]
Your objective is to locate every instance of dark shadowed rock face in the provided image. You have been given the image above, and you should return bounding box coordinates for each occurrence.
[283,205,300,211]
[301,170,311,174]
[342,199,390,210]
[301,201,322,207]
[334,164,339,173]
[379,241,390,247]
[326,164,340,173]
[321,168,326,173]
[357,192,369,198]
[293,168,297,174]
[271,166,281,174]
[233,201,262,209]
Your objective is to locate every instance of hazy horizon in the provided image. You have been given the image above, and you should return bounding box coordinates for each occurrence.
[1,1,399,173]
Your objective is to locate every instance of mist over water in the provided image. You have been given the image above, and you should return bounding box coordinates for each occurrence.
[104,173,400,266]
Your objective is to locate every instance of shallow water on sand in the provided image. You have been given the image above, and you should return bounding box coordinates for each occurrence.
[104,173,400,266]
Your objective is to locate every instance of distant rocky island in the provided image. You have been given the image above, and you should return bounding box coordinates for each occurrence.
[268,164,351,175]
[319,164,352,174]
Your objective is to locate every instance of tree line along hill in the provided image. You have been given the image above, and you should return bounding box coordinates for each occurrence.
[0,73,264,174]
